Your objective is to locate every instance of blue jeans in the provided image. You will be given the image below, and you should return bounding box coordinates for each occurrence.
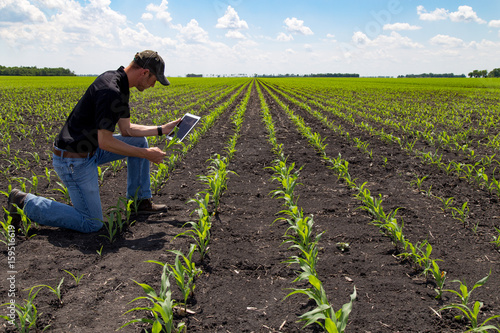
[23,135,152,233]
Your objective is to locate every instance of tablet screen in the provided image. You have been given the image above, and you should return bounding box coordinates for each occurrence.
[167,113,200,142]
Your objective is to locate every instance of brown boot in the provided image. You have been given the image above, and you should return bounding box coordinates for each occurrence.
[136,198,168,213]
[4,188,28,230]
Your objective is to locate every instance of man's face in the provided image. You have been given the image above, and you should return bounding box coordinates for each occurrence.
[137,70,157,91]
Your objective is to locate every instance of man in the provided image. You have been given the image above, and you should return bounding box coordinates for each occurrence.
[5,50,181,233]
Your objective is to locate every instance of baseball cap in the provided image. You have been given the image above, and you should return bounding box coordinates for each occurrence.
[133,50,170,86]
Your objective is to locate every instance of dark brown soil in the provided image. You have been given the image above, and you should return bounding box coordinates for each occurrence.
[1,79,499,333]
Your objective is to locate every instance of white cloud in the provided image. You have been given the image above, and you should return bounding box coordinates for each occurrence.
[0,0,127,49]
[352,31,423,49]
[144,0,172,24]
[352,31,370,45]
[176,19,209,44]
[284,17,313,35]
[0,0,47,23]
[225,30,245,39]
[449,5,486,24]
[430,34,465,48]
[417,5,485,24]
[216,6,248,30]
[141,12,153,21]
[118,23,176,48]
[383,23,421,31]
[417,5,448,21]
[489,20,500,28]
[277,32,293,41]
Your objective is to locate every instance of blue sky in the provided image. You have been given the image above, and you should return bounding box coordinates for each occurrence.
[1,0,500,77]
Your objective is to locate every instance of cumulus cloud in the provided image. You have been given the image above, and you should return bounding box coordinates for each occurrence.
[383,23,421,31]
[225,30,245,39]
[0,0,127,48]
[417,5,448,21]
[489,20,500,28]
[417,5,485,24]
[144,0,172,24]
[0,0,47,23]
[430,34,465,48]
[176,19,209,44]
[216,6,248,30]
[284,17,313,35]
[277,32,293,41]
[449,5,486,24]
[351,31,423,49]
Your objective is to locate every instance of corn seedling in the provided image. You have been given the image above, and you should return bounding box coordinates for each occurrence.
[53,181,71,205]
[13,206,36,239]
[429,260,447,299]
[491,227,500,249]
[410,174,428,192]
[285,274,356,333]
[451,201,470,226]
[165,244,202,313]
[438,196,455,212]
[198,154,236,212]
[0,286,47,332]
[100,212,119,243]
[63,270,84,286]
[175,193,212,261]
[439,271,500,331]
[121,263,186,333]
[30,278,65,304]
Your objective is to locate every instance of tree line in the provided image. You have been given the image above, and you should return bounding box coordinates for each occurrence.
[397,73,466,78]
[0,65,75,76]
[468,68,500,78]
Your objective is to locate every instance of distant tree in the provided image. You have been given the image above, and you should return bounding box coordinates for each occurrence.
[0,65,75,76]
[488,68,500,78]
[469,69,491,78]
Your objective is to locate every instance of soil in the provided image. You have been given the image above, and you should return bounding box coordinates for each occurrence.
[1,79,500,333]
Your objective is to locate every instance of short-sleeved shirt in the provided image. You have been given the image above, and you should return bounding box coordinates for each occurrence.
[54,66,130,153]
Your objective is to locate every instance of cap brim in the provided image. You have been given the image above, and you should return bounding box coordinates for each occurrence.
[157,74,170,86]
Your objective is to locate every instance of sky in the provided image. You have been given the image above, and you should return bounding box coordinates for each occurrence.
[1,0,500,77]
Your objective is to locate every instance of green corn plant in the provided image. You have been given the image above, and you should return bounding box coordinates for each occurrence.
[439,271,499,332]
[268,159,302,207]
[199,154,237,212]
[120,263,186,333]
[53,181,71,205]
[174,193,212,261]
[285,274,356,333]
[491,227,500,248]
[30,277,64,304]
[429,260,447,299]
[417,242,438,278]
[63,270,84,286]
[100,212,119,243]
[438,196,455,212]
[488,177,500,197]
[164,244,202,313]
[451,201,470,226]
[0,286,47,332]
[12,206,36,239]
[410,174,428,192]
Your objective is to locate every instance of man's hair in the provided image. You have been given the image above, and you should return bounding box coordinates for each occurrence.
[129,61,142,70]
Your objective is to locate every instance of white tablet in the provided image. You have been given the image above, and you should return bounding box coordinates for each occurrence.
[166,113,201,142]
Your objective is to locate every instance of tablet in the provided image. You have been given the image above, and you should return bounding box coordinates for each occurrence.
[166,113,201,142]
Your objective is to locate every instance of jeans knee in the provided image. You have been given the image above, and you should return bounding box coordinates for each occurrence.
[133,136,148,148]
[82,219,103,233]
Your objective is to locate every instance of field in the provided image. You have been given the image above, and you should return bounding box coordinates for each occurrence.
[1,76,500,332]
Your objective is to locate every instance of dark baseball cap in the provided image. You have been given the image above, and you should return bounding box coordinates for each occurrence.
[133,50,170,86]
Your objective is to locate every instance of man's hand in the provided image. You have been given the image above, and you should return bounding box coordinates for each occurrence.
[162,118,182,135]
[144,147,167,164]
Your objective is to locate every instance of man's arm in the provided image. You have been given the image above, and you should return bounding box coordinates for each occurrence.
[118,118,181,137]
[97,129,166,164]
